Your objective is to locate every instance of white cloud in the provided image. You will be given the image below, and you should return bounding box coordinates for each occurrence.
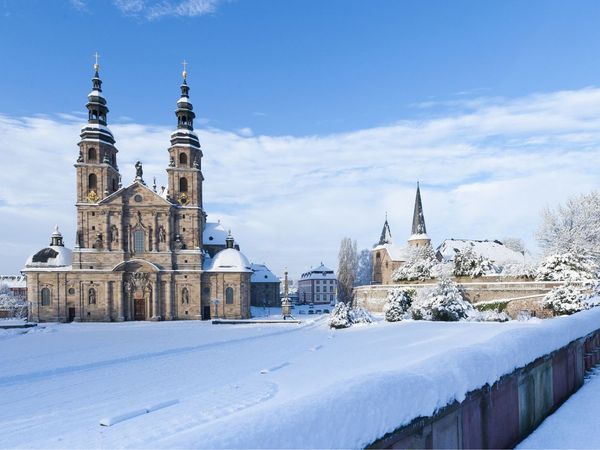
[2,87,600,278]
[112,0,220,19]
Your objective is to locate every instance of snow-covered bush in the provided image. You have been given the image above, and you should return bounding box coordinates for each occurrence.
[328,302,351,329]
[536,252,596,282]
[468,309,510,322]
[411,278,474,321]
[498,262,536,278]
[453,247,497,278]
[0,293,28,319]
[540,283,587,315]
[349,306,373,324]
[392,245,438,282]
[383,288,414,322]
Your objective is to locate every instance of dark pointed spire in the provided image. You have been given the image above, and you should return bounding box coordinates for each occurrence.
[411,182,427,235]
[378,214,393,245]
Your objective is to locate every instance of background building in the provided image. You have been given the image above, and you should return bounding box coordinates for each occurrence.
[0,275,27,299]
[297,263,337,305]
[250,263,280,307]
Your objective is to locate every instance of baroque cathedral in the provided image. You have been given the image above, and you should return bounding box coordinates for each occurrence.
[23,61,253,322]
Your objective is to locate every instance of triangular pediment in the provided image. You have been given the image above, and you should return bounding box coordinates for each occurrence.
[99,181,173,206]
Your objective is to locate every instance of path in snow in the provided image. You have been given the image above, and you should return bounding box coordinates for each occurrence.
[517,368,600,449]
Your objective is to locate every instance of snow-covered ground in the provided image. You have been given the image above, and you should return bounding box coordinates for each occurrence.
[1,309,600,448]
[517,369,600,449]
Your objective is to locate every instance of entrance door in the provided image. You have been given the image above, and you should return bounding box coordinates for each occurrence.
[68,307,76,322]
[203,306,211,320]
[134,296,146,321]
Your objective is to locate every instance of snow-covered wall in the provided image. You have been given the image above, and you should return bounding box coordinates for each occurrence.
[369,314,600,449]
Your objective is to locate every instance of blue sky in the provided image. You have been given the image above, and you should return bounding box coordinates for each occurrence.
[3,0,600,134]
[2,0,600,277]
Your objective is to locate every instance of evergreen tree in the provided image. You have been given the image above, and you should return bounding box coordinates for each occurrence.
[383,288,414,322]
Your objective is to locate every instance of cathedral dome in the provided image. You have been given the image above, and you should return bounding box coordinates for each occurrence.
[209,248,252,273]
[24,226,73,269]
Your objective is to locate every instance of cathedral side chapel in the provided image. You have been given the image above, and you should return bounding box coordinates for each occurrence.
[23,59,252,322]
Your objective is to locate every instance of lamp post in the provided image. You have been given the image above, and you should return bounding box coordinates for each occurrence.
[281,268,292,320]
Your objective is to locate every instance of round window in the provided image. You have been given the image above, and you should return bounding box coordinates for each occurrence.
[134,194,143,202]
[208,236,214,241]
[68,287,75,295]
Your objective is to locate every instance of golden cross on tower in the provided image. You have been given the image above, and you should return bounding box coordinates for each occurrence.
[93,51,100,72]
[182,59,188,79]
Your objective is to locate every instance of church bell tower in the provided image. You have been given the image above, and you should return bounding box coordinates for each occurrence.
[74,54,120,204]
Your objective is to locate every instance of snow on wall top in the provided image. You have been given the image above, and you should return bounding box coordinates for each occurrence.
[437,239,532,266]
[208,248,252,273]
[250,264,280,283]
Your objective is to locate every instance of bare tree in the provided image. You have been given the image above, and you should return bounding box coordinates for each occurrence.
[502,237,526,253]
[355,249,372,286]
[537,191,600,260]
[337,237,357,304]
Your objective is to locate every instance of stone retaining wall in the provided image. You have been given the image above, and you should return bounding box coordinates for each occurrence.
[354,281,589,318]
[368,329,600,449]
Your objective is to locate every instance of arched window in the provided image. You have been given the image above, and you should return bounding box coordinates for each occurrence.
[88,173,97,191]
[225,287,234,304]
[40,288,51,306]
[112,178,117,192]
[88,148,97,162]
[181,287,189,304]
[134,229,144,253]
[88,288,96,305]
[179,177,188,193]
[179,153,188,166]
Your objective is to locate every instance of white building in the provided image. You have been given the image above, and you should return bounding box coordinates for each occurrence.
[297,263,337,305]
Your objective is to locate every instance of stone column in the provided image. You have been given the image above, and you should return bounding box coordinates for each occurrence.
[105,211,111,251]
[121,214,126,252]
[151,275,160,321]
[166,276,173,320]
[167,212,173,251]
[153,212,159,252]
[117,277,125,321]
[105,281,112,321]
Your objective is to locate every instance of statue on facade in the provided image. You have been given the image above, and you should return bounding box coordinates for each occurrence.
[77,150,84,163]
[88,288,96,305]
[158,226,166,243]
[134,161,144,182]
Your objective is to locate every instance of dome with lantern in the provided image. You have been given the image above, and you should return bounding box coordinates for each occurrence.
[24,226,73,270]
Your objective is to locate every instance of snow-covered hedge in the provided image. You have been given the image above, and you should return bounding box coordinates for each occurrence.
[349,306,373,324]
[412,278,474,321]
[540,283,587,315]
[383,288,414,322]
[329,302,351,329]
[392,246,438,282]
[536,252,597,282]
[0,293,28,319]
[329,303,374,328]
[453,247,497,278]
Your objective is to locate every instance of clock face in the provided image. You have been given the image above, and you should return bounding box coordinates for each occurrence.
[178,193,189,206]
[87,190,99,203]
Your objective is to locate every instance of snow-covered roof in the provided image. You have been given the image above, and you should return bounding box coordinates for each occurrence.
[436,239,533,266]
[203,222,228,246]
[408,233,430,242]
[0,275,26,288]
[24,245,72,269]
[88,89,105,99]
[372,243,409,262]
[208,248,252,273]
[300,263,336,280]
[250,264,279,283]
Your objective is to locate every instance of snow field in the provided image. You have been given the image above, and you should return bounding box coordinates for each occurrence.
[1,309,600,448]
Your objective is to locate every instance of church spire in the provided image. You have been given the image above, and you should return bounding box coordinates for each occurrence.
[176,60,196,131]
[411,182,427,235]
[408,182,431,248]
[87,52,109,127]
[378,215,393,245]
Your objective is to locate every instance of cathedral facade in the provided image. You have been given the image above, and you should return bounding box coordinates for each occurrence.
[22,63,252,322]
